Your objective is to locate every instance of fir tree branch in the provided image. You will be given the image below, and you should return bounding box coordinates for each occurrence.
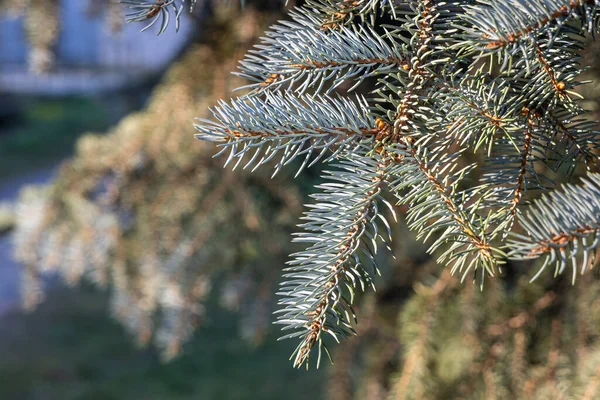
[195,92,376,175]
[437,75,521,153]
[312,0,400,28]
[276,149,392,368]
[509,173,600,282]
[461,0,598,51]
[479,110,546,233]
[319,0,364,30]
[515,33,585,111]
[535,44,566,96]
[549,112,600,170]
[121,0,188,34]
[509,115,534,215]
[237,11,407,95]
[386,135,501,283]
[64,0,600,372]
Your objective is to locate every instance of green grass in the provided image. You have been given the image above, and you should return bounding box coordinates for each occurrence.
[0,284,324,400]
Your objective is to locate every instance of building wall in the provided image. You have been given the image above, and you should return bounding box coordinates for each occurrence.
[0,14,27,65]
[0,0,195,71]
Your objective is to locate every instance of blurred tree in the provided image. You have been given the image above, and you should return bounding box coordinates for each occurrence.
[13,6,305,360]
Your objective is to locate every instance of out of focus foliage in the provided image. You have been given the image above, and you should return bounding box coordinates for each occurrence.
[13,8,305,359]
[325,262,600,400]
[2,0,60,72]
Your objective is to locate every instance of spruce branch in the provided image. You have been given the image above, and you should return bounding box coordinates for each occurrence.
[436,74,522,154]
[494,119,535,215]
[313,0,399,29]
[276,148,392,368]
[386,138,501,285]
[515,33,586,111]
[478,111,547,229]
[195,92,377,175]
[509,173,600,283]
[459,0,599,56]
[548,111,600,171]
[388,0,438,140]
[120,0,193,34]
[237,10,407,95]
[317,0,365,30]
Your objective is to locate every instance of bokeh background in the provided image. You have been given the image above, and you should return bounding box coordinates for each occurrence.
[0,1,325,399]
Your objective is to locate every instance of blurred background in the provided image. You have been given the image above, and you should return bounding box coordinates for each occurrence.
[0,1,325,399]
[3,1,600,400]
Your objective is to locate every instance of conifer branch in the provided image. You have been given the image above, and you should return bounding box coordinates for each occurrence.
[509,173,600,283]
[479,110,546,232]
[195,92,376,175]
[437,76,521,153]
[319,0,363,30]
[237,12,407,95]
[535,45,566,97]
[276,149,391,368]
[516,33,585,110]
[461,0,598,51]
[312,0,399,28]
[386,136,501,283]
[509,115,534,215]
[121,0,188,34]
[550,112,600,170]
[390,0,437,139]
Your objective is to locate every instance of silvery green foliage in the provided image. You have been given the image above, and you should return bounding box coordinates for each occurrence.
[277,147,390,367]
[235,10,407,94]
[386,139,503,281]
[129,0,600,367]
[509,173,600,284]
[194,92,377,176]
[458,0,600,68]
